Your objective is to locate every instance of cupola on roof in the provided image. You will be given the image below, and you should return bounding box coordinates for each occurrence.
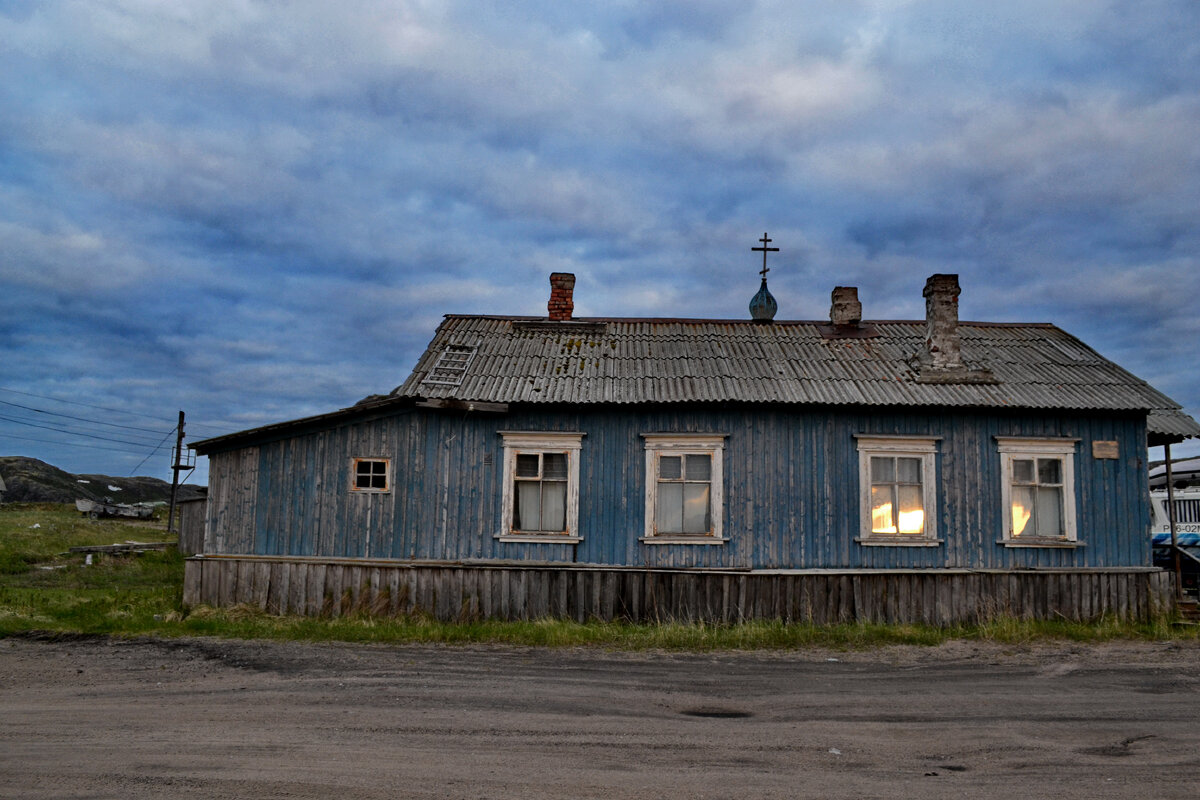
[749,232,779,321]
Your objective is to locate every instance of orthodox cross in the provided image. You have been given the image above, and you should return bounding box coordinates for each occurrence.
[751,232,779,279]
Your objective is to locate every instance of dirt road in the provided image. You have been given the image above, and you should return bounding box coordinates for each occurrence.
[1,634,1198,798]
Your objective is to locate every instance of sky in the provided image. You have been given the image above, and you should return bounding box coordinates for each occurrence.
[2,0,1199,486]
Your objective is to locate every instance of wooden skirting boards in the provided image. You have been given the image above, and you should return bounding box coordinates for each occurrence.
[183,558,1175,625]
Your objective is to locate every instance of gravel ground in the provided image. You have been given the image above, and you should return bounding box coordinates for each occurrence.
[1,634,1198,799]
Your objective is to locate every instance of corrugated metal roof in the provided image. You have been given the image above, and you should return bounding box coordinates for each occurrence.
[394,316,1199,430]
[1148,409,1200,440]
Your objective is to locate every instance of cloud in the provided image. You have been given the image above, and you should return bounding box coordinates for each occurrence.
[3,1,1200,480]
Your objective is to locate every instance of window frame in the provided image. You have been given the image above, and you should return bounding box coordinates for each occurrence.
[350,457,391,494]
[498,431,584,543]
[996,437,1080,547]
[854,436,942,547]
[641,434,727,545]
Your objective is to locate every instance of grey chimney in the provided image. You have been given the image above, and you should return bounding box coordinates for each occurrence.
[830,286,862,327]
[923,274,962,369]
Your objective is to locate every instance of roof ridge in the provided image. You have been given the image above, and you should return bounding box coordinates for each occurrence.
[440,314,1059,328]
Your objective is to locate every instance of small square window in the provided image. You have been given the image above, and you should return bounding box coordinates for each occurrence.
[352,458,390,493]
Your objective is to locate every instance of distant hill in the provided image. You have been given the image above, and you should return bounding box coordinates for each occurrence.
[0,456,205,505]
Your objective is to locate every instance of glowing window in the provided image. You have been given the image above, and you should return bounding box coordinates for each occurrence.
[997,438,1077,544]
[855,437,940,547]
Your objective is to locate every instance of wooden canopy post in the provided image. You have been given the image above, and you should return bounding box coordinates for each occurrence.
[1164,443,1181,602]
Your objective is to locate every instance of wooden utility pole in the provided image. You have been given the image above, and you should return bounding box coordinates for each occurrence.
[167,410,185,536]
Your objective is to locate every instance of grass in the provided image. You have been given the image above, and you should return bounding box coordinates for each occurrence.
[1,503,1197,648]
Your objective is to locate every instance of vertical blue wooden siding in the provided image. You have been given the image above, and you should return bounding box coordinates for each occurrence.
[216,405,1150,569]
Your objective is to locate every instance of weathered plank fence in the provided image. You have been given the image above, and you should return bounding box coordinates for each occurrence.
[183,557,1175,625]
[176,497,207,556]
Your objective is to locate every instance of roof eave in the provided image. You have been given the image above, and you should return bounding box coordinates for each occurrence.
[191,396,417,455]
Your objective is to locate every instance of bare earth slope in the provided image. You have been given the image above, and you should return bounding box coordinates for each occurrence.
[0,456,204,504]
[1,635,1198,799]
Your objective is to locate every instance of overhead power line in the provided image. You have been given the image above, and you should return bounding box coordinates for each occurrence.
[0,398,176,435]
[129,425,178,476]
[0,386,176,421]
[0,431,167,456]
[0,409,171,447]
[0,413,174,450]
[0,386,228,434]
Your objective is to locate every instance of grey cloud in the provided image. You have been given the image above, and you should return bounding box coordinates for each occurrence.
[3,1,1200,480]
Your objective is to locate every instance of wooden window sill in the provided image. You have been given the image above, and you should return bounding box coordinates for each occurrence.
[855,537,943,547]
[495,534,582,544]
[639,536,728,546]
[997,539,1083,548]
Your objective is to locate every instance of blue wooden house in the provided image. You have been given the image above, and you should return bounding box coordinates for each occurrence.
[185,271,1199,623]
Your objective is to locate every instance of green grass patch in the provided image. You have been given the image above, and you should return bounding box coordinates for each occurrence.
[1,503,1197,648]
[0,502,183,637]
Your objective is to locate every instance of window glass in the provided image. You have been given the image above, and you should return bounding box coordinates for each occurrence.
[1011,486,1034,536]
[857,439,938,544]
[896,485,924,534]
[1035,487,1063,538]
[542,453,568,480]
[501,433,582,539]
[682,484,711,533]
[353,459,389,491]
[870,485,896,534]
[871,456,894,482]
[685,454,711,481]
[659,455,682,480]
[644,436,724,542]
[868,454,925,535]
[654,451,714,535]
[515,453,540,478]
[515,481,541,530]
[512,450,570,532]
[897,457,921,484]
[1008,455,1066,538]
[656,482,684,533]
[541,480,567,531]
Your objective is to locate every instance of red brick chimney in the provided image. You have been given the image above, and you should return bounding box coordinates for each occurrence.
[548,272,575,321]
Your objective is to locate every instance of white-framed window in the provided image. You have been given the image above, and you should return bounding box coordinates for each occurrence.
[351,457,391,493]
[996,437,1079,546]
[641,434,727,544]
[498,432,584,542]
[855,436,941,546]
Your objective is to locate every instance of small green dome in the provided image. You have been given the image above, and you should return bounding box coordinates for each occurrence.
[749,279,777,321]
